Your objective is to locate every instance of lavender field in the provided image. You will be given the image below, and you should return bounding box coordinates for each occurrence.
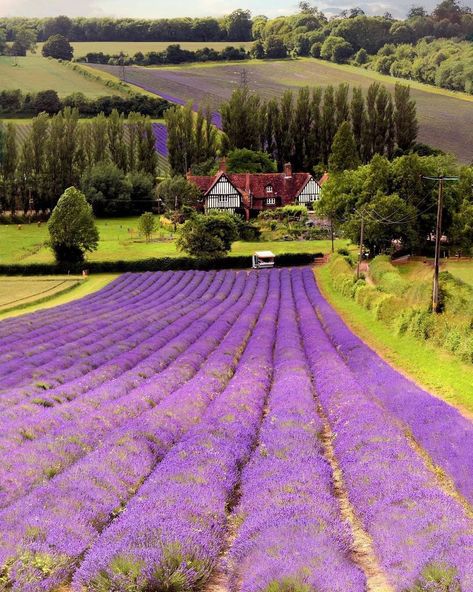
[92,60,473,162]
[0,268,472,592]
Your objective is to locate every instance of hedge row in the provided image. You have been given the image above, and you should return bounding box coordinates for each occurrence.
[0,252,323,275]
[328,254,473,364]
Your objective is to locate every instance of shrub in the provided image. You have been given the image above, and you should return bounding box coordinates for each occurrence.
[0,252,319,275]
[405,562,460,592]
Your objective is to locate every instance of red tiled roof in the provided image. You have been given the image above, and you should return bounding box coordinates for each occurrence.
[318,171,329,186]
[188,171,326,201]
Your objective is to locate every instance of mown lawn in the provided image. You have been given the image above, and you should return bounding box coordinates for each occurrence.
[315,264,473,415]
[0,56,122,97]
[0,217,349,264]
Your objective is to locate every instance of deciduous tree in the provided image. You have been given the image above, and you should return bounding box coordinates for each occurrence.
[48,186,99,263]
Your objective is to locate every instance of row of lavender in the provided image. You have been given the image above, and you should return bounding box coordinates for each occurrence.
[1,269,472,591]
[0,270,265,590]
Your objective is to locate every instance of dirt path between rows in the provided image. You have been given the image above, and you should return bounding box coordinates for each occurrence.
[317,406,394,592]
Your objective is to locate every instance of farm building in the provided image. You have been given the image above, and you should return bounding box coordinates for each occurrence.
[188,161,328,219]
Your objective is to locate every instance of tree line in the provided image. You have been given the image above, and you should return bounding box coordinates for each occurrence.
[0,11,254,44]
[0,109,158,215]
[78,44,249,66]
[220,83,418,172]
[0,89,170,118]
[368,38,473,94]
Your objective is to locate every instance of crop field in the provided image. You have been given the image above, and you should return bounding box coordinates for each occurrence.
[92,58,473,162]
[0,277,81,313]
[0,56,123,98]
[0,267,472,591]
[34,41,254,57]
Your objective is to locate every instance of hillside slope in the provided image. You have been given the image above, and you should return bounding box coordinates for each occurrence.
[93,58,473,163]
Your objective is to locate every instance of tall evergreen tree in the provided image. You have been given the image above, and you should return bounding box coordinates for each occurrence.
[328,121,360,173]
[394,83,418,151]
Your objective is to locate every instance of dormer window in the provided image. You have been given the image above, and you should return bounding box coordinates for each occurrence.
[266,185,273,194]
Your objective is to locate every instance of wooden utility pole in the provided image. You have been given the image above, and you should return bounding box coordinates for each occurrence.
[432,177,444,313]
[422,175,459,313]
[357,211,364,280]
[330,211,334,253]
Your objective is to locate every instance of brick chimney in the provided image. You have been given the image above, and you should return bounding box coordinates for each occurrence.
[219,157,227,173]
[284,162,292,178]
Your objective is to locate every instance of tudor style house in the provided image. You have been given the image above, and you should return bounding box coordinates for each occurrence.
[188,162,328,219]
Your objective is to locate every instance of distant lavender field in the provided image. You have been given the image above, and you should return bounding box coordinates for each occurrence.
[1,268,473,591]
[92,60,473,162]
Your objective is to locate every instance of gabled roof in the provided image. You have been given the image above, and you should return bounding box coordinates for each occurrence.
[318,171,329,186]
[188,171,326,201]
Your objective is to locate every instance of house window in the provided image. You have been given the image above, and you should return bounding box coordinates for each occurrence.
[266,197,276,205]
[266,185,273,194]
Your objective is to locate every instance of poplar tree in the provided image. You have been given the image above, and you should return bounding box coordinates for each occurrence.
[350,86,365,158]
[374,86,391,155]
[2,124,17,211]
[322,85,336,163]
[60,107,79,189]
[107,109,127,172]
[394,83,418,151]
[263,99,279,159]
[91,113,108,164]
[335,83,350,128]
[307,87,323,169]
[204,106,218,161]
[328,121,360,173]
[221,85,261,151]
[276,90,294,167]
[292,87,311,171]
[137,118,158,176]
[363,82,379,161]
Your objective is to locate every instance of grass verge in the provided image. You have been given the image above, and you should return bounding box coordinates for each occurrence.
[0,274,118,321]
[315,264,473,416]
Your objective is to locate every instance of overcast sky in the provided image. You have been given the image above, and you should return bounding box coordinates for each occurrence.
[0,0,444,20]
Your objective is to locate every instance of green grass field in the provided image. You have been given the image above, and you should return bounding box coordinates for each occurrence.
[0,277,81,311]
[0,56,126,98]
[396,259,473,288]
[93,57,473,163]
[34,41,253,57]
[0,217,348,264]
[316,264,473,415]
[0,274,118,320]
